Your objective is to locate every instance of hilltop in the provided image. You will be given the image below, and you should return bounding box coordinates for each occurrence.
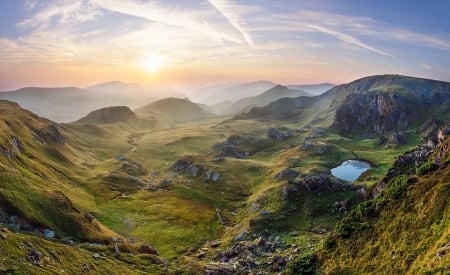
[135,97,216,123]
[76,106,140,124]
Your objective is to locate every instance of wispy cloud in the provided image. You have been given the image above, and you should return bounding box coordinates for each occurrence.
[306,24,394,57]
[207,0,254,46]
[90,0,242,45]
[18,0,101,29]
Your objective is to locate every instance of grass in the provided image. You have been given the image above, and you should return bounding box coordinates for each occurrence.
[97,190,221,259]
[0,99,439,274]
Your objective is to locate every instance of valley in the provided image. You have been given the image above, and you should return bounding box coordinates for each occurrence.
[0,75,450,274]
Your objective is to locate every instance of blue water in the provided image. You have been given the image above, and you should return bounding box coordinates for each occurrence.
[331,160,371,182]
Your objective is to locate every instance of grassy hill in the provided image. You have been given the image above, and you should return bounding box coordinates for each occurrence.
[135,97,216,124]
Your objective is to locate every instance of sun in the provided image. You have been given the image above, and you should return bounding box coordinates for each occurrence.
[143,56,164,73]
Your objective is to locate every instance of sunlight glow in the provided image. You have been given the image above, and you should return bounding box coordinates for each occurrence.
[143,56,164,73]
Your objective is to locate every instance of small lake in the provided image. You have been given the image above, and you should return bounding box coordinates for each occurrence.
[331,160,371,182]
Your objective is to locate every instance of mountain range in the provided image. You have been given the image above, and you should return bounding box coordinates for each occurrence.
[0,74,449,274]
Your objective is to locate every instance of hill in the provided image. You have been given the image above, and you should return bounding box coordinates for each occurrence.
[287,83,335,95]
[191,80,276,104]
[213,85,312,115]
[0,100,115,241]
[135,97,216,123]
[76,106,140,124]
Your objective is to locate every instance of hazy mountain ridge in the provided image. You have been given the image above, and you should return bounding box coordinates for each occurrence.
[212,84,312,115]
[0,82,184,122]
[191,80,276,104]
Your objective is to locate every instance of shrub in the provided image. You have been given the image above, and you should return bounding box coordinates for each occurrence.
[416,162,439,175]
[286,253,317,275]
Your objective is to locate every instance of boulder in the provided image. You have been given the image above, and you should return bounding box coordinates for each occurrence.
[205,170,221,182]
[275,168,299,181]
[298,174,352,192]
[139,244,158,255]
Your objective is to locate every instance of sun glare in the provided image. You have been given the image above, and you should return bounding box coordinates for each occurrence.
[143,56,164,73]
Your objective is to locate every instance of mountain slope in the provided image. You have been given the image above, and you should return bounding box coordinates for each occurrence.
[0,100,115,241]
[235,75,450,137]
[287,83,334,95]
[317,132,450,274]
[329,75,450,136]
[215,85,311,115]
[135,97,216,123]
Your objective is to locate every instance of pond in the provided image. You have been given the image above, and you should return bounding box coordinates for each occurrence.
[331,160,371,182]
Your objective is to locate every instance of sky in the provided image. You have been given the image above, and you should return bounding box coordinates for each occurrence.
[0,0,450,91]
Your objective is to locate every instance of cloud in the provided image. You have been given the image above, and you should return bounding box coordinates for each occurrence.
[306,24,394,57]
[18,0,102,29]
[90,0,243,45]
[207,0,254,46]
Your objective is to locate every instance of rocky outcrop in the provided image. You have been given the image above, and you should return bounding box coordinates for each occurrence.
[34,124,65,145]
[297,174,352,192]
[204,170,221,182]
[267,127,293,140]
[120,159,147,176]
[372,144,434,197]
[275,168,299,181]
[171,157,200,177]
[212,135,254,159]
[1,136,23,157]
[334,91,421,136]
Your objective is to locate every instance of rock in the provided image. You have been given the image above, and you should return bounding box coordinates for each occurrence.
[267,127,292,140]
[139,244,158,255]
[298,174,352,192]
[255,236,266,246]
[213,156,225,162]
[27,250,43,262]
[43,229,55,238]
[212,134,256,159]
[0,232,7,239]
[288,158,300,168]
[260,210,271,216]
[281,184,299,201]
[92,253,100,259]
[301,142,314,151]
[376,136,388,146]
[275,168,299,181]
[171,157,201,176]
[120,159,148,176]
[197,251,207,259]
[334,91,420,136]
[210,241,222,248]
[49,125,65,145]
[204,170,221,182]
[357,186,368,198]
